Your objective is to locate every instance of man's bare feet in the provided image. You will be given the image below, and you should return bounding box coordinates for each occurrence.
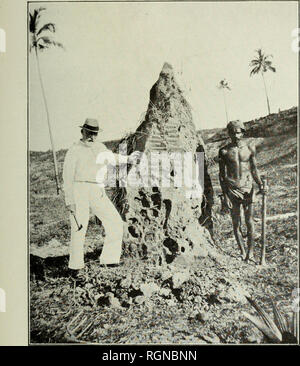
[244,251,255,263]
[239,249,246,260]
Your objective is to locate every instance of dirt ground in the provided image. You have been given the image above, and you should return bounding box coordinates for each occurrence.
[29,127,298,344]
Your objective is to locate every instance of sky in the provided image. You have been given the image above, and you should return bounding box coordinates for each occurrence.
[29,1,298,151]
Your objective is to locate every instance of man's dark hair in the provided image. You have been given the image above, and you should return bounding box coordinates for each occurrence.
[227,120,245,134]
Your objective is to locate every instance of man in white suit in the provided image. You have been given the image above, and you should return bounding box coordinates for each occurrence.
[63,118,136,280]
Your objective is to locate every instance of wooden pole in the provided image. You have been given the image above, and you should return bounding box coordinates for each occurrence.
[260,177,268,265]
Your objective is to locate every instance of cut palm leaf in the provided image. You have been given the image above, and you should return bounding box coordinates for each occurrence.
[246,297,282,340]
[243,312,282,343]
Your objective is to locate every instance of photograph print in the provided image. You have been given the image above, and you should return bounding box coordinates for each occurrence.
[29,1,299,345]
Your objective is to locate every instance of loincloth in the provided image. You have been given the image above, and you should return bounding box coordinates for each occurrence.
[224,178,254,205]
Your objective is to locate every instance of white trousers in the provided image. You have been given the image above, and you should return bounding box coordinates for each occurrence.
[69,183,124,269]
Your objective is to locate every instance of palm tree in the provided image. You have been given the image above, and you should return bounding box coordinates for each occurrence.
[29,7,64,195]
[243,296,298,344]
[250,49,276,115]
[218,79,231,125]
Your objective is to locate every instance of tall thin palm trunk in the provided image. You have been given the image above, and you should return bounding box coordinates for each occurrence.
[35,48,60,194]
[249,49,276,116]
[222,89,229,124]
[261,71,271,115]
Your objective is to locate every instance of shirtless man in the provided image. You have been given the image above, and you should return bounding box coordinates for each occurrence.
[218,120,265,262]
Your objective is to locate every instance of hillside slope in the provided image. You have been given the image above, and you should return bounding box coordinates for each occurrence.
[29,108,298,344]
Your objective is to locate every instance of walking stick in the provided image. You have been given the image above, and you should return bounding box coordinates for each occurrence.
[260,177,268,265]
[71,212,83,231]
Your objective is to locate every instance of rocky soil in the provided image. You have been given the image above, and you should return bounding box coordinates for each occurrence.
[29,65,298,344]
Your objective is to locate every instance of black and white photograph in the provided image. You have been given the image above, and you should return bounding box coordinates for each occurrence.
[26,0,299,345]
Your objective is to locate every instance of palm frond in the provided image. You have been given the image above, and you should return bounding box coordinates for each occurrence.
[36,36,64,51]
[250,66,260,76]
[30,7,46,33]
[268,65,276,73]
[271,300,288,334]
[246,297,282,341]
[281,311,298,344]
[35,7,46,20]
[256,48,263,59]
[245,297,298,344]
[37,44,46,51]
[218,79,230,90]
[243,312,281,343]
[36,23,56,36]
[52,41,64,49]
[250,48,275,76]
[37,36,52,45]
[29,13,35,33]
[249,59,257,65]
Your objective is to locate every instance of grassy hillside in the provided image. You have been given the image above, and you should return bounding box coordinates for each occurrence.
[29,108,298,344]
[204,107,297,143]
[202,106,297,165]
[200,127,223,142]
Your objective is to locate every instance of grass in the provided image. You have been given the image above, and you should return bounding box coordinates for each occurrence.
[29,109,298,344]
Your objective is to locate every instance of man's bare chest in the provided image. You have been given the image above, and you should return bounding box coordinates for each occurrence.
[225,145,251,164]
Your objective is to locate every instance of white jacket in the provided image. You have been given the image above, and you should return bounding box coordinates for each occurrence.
[63,140,113,205]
